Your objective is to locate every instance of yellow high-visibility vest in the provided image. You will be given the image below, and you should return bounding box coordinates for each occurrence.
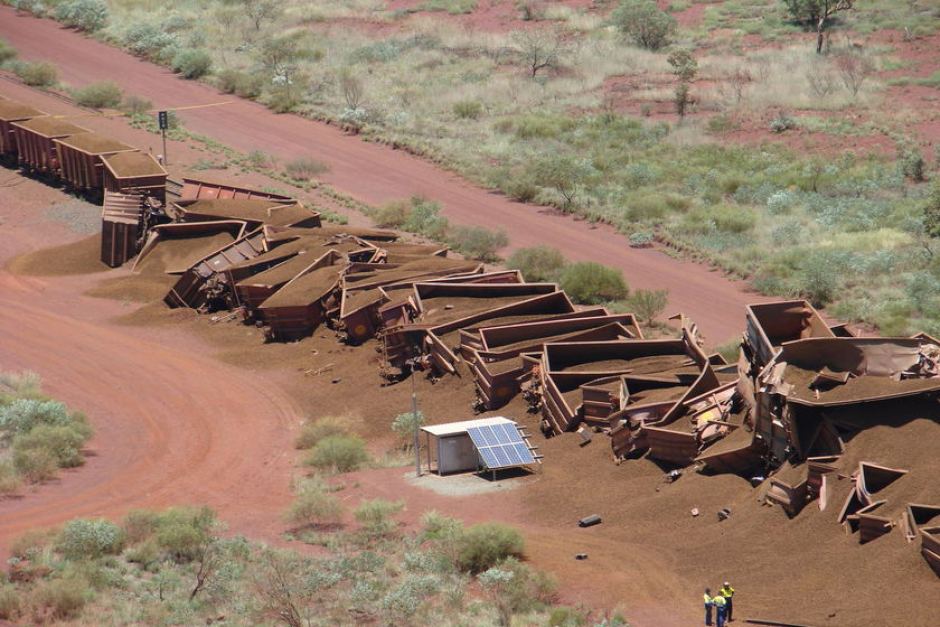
[721,586,735,598]
[704,593,712,604]
[713,596,727,608]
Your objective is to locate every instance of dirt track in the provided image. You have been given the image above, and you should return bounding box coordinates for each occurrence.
[0,270,302,548]
[0,7,765,344]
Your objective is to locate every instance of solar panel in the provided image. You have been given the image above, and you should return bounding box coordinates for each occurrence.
[467,422,535,470]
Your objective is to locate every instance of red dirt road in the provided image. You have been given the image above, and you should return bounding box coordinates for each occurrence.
[0,7,764,344]
[0,269,302,548]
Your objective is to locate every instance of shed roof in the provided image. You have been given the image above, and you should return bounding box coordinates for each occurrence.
[12,116,87,137]
[101,151,167,178]
[0,100,45,121]
[421,416,514,437]
[55,132,134,155]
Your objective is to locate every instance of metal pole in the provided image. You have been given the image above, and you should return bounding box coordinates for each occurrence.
[412,372,421,477]
[161,128,168,166]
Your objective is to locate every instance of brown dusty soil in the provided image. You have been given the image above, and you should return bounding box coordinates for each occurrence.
[135,231,235,275]
[5,234,107,276]
[101,150,166,177]
[258,267,340,308]
[2,171,939,626]
[0,7,767,345]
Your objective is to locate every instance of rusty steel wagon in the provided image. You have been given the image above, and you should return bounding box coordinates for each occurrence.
[11,116,88,172]
[54,131,137,191]
[101,151,168,203]
[0,99,45,160]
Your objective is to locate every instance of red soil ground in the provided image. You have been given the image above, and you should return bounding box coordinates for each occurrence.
[0,6,767,345]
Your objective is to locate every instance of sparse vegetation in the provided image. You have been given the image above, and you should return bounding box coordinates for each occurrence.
[628,288,670,325]
[0,373,93,491]
[559,262,629,305]
[286,477,342,529]
[13,60,58,87]
[0,504,577,625]
[507,246,567,282]
[55,0,108,32]
[284,156,329,182]
[171,48,212,79]
[72,81,123,109]
[304,434,370,473]
[0,37,17,65]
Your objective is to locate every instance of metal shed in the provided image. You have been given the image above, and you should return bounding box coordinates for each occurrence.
[420,416,539,476]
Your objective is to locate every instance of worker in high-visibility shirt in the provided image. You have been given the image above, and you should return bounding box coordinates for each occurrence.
[720,581,735,622]
[713,593,728,627]
[703,588,714,626]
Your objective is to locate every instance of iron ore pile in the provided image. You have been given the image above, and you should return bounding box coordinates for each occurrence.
[2,92,938,582]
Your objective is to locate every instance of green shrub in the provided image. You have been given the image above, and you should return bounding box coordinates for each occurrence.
[154,506,215,562]
[899,144,926,182]
[13,61,58,87]
[305,434,369,473]
[453,100,483,120]
[530,155,591,210]
[295,416,348,450]
[122,509,160,545]
[455,523,524,573]
[0,398,71,435]
[13,423,91,468]
[0,370,42,399]
[447,225,509,262]
[354,499,404,536]
[58,519,124,559]
[286,479,342,528]
[123,23,178,61]
[0,585,20,621]
[625,194,669,222]
[391,410,424,450]
[10,528,56,560]
[171,48,212,79]
[266,86,305,113]
[12,446,58,482]
[558,262,629,304]
[0,38,17,65]
[55,0,108,32]
[549,606,587,626]
[73,81,122,109]
[121,94,152,115]
[502,172,540,203]
[402,198,450,241]
[217,68,264,99]
[421,510,464,542]
[794,263,837,308]
[611,0,676,51]
[0,461,21,495]
[30,576,91,620]
[682,205,756,234]
[507,246,566,282]
[285,156,329,181]
[628,288,669,325]
[375,199,412,228]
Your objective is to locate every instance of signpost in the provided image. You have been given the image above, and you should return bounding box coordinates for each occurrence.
[157,111,168,166]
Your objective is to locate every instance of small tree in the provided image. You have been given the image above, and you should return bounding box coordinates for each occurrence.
[239,0,283,32]
[339,68,365,110]
[558,262,628,305]
[513,28,564,77]
[611,0,677,51]
[628,288,669,326]
[506,246,566,282]
[922,182,940,258]
[667,48,698,120]
[447,225,509,262]
[391,410,425,451]
[531,155,591,210]
[783,0,855,54]
[253,549,315,627]
[833,49,874,97]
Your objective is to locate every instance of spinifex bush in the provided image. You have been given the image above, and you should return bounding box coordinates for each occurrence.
[305,434,369,473]
[73,81,123,109]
